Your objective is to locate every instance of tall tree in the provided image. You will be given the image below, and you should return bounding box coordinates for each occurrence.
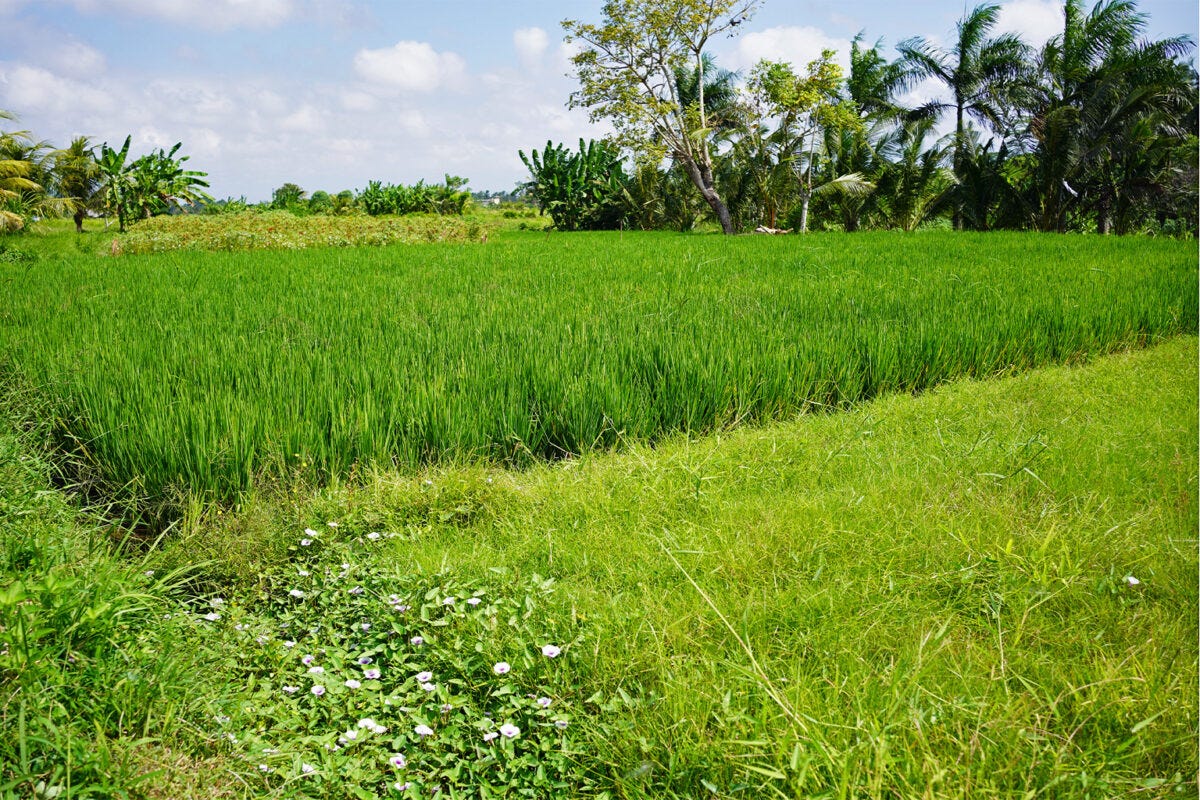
[563,0,760,235]
[1026,0,1194,232]
[0,110,58,232]
[898,3,1029,229]
[53,136,101,233]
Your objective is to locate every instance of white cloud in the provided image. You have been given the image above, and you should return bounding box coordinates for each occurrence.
[70,0,295,30]
[0,64,111,117]
[353,41,467,92]
[513,26,549,69]
[996,0,1063,47]
[729,25,852,73]
[43,39,106,78]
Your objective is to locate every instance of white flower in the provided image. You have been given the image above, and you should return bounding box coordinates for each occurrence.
[367,532,381,541]
[311,685,326,696]
[342,729,358,741]
[349,586,364,595]
[499,723,520,739]
[300,539,313,547]
[144,570,155,578]
[234,623,247,631]
[537,696,552,708]
[466,597,481,606]
[364,668,381,680]
[202,612,220,622]
[255,635,268,645]
[304,528,319,536]
[297,569,309,577]
[541,644,561,658]
[357,717,378,729]
[443,597,455,606]
[421,682,436,692]
[416,671,433,683]
[301,654,315,665]
[327,521,339,528]
[308,666,324,674]
[493,662,510,675]
[210,597,225,607]
[410,636,424,646]
[361,622,371,631]
[301,762,316,774]
[1125,575,1141,586]
[371,724,387,734]
[389,753,408,768]
[482,731,499,742]
[284,640,296,648]
[554,719,569,729]
[394,782,411,791]
[440,703,452,713]
[289,589,305,599]
[257,764,271,772]
[414,724,434,736]
[344,679,361,689]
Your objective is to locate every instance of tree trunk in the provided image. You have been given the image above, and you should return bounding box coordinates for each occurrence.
[74,210,85,234]
[953,103,964,231]
[680,157,734,234]
[798,193,810,233]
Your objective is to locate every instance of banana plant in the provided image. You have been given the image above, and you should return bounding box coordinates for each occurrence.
[519,139,630,231]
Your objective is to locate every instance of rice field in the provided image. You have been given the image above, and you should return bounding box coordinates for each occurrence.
[0,230,1194,502]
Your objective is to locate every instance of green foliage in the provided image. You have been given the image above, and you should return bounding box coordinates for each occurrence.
[357,176,470,217]
[519,139,631,231]
[0,231,1192,507]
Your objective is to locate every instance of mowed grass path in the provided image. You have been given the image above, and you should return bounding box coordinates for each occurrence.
[0,231,1194,503]
[240,336,1194,797]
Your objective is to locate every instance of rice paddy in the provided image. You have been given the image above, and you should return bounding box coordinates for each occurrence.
[0,230,1193,505]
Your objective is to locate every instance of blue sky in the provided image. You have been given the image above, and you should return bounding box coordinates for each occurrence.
[0,0,1194,201]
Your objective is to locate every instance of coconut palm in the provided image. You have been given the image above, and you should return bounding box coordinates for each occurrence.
[1026,0,1194,232]
[53,136,101,233]
[0,110,60,232]
[898,3,1030,229]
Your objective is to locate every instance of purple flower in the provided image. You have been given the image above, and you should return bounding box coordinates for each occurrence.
[410,636,424,646]
[499,723,520,739]
[541,644,561,658]
[363,668,381,680]
[389,753,407,769]
[311,685,326,696]
[301,762,316,774]
[300,539,313,547]
[349,586,364,595]
[537,696,552,708]
[301,654,315,665]
[493,662,510,675]
[358,656,373,665]
[555,719,569,729]
[416,671,433,683]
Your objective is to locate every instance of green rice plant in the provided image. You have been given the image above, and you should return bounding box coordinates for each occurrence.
[0,230,1193,507]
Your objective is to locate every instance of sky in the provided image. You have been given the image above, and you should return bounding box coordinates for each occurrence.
[0,0,1195,202]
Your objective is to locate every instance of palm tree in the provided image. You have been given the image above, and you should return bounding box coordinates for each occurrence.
[53,136,101,233]
[1027,0,1194,232]
[0,110,59,232]
[874,119,956,231]
[898,3,1029,229]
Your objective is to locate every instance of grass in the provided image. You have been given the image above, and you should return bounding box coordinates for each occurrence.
[135,335,1196,798]
[2,332,1195,796]
[0,230,1193,508]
